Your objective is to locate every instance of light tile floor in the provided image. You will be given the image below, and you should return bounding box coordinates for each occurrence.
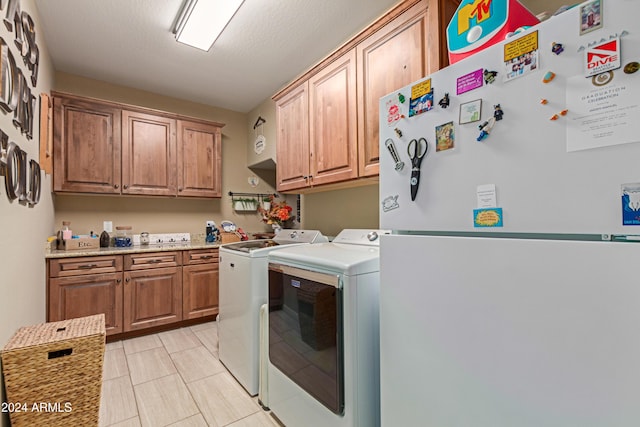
[99,321,280,427]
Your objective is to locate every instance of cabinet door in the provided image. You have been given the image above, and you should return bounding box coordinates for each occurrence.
[122,110,177,196]
[308,49,358,186]
[123,266,182,331]
[177,120,222,198]
[183,263,219,319]
[49,273,123,335]
[356,1,432,177]
[53,96,121,193]
[275,81,310,191]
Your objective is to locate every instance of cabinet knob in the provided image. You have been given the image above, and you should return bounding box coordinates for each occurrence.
[125,277,130,283]
[123,184,129,189]
[230,263,235,268]
[114,184,119,189]
[116,279,122,284]
[178,187,183,192]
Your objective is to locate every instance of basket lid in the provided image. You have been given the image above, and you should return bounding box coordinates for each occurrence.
[2,314,105,351]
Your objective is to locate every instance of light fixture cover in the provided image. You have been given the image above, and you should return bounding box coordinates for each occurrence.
[175,0,244,51]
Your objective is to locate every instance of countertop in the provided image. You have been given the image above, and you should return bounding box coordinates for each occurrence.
[45,242,221,259]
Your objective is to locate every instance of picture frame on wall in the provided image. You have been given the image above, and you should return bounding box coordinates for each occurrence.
[459,99,482,124]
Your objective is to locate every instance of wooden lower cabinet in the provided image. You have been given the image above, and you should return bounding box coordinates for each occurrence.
[183,248,219,319]
[123,266,182,331]
[183,264,219,319]
[47,249,218,337]
[49,272,123,335]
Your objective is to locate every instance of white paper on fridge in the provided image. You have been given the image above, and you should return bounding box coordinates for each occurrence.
[566,72,640,152]
[477,184,497,208]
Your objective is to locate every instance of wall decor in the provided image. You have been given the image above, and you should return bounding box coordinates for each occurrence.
[0,0,41,139]
[0,0,42,207]
[0,128,41,205]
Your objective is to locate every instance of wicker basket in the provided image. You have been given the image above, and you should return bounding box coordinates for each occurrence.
[1,314,106,427]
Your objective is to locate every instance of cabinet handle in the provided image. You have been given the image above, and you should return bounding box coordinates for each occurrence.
[147,259,163,264]
[230,263,235,268]
[123,184,129,189]
[78,263,98,269]
[200,255,212,259]
[114,184,119,189]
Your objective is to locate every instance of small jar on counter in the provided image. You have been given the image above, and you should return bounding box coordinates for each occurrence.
[114,226,133,247]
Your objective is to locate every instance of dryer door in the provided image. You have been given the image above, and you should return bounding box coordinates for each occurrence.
[268,263,344,415]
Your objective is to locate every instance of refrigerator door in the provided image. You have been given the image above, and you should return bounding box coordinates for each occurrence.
[380,234,640,426]
[379,3,640,235]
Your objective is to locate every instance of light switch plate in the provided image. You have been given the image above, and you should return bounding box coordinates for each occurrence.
[103,221,113,233]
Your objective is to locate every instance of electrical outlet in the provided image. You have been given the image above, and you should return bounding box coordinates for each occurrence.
[103,221,113,233]
[177,233,190,242]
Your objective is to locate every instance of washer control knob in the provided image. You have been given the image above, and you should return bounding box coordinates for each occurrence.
[289,231,298,238]
[367,231,379,241]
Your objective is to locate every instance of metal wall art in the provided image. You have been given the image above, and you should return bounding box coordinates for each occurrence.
[0,128,40,205]
[0,0,42,206]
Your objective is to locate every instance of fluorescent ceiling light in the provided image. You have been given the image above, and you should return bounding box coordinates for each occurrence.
[174,0,244,51]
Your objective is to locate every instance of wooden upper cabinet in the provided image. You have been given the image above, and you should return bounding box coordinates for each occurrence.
[309,49,358,186]
[122,110,177,196]
[357,0,433,177]
[273,0,457,190]
[177,120,223,197]
[53,96,121,193]
[52,92,225,198]
[275,81,310,192]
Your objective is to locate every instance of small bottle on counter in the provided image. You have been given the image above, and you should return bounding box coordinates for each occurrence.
[56,221,72,249]
[99,230,110,247]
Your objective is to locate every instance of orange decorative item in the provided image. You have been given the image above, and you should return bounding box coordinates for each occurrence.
[540,98,548,105]
[559,109,568,116]
[257,195,293,227]
[550,114,559,121]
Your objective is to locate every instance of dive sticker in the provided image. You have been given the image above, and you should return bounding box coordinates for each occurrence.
[585,37,621,77]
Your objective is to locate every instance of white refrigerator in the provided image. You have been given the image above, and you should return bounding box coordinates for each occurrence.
[378,1,640,426]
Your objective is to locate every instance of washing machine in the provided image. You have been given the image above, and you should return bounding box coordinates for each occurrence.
[266,229,390,427]
[218,229,327,396]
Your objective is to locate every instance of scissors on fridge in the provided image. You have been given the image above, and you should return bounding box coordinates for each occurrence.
[407,137,428,201]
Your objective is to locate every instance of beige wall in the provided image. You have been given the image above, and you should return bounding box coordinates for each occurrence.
[302,185,380,237]
[53,73,278,237]
[246,96,380,237]
[0,1,56,425]
[246,97,276,171]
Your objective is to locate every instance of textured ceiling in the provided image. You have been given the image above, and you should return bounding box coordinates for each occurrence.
[34,0,566,113]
